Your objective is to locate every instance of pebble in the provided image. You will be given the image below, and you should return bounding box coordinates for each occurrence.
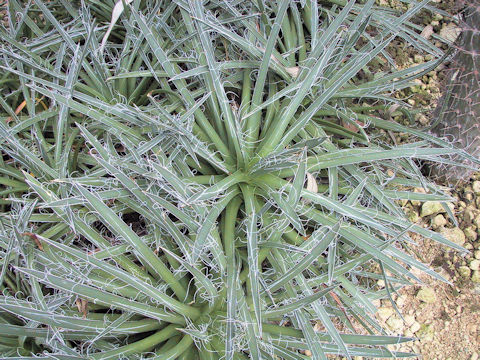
[404,314,416,327]
[464,207,477,224]
[474,250,480,260]
[416,288,436,303]
[420,25,434,40]
[396,295,407,307]
[414,54,423,63]
[420,201,446,217]
[440,227,466,246]
[474,214,480,229]
[464,227,478,241]
[458,266,471,278]
[473,181,480,194]
[470,259,480,271]
[417,324,434,341]
[432,214,447,229]
[386,317,404,331]
[472,270,480,283]
[377,306,394,321]
[471,352,479,360]
[415,113,429,125]
[408,210,420,223]
[439,23,461,43]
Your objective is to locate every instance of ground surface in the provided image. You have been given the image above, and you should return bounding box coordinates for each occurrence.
[361,1,480,359]
[382,190,480,360]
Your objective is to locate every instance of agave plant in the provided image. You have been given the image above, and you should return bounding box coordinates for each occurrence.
[0,0,476,359]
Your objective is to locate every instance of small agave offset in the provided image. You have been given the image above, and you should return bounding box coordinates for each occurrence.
[0,0,476,359]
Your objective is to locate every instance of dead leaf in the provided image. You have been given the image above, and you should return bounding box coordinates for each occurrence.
[76,298,88,318]
[21,232,43,251]
[387,104,400,119]
[100,0,134,53]
[87,248,100,256]
[286,66,300,78]
[306,172,318,193]
[341,119,364,133]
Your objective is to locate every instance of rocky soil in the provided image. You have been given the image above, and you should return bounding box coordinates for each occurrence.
[352,1,480,359]
[379,183,480,360]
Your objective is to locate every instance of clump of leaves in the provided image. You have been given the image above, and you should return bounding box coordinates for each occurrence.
[0,0,476,359]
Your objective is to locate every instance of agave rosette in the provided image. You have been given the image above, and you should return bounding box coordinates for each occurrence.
[0,0,474,359]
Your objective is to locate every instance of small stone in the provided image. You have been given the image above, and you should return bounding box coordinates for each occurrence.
[410,321,421,333]
[386,317,403,331]
[439,23,461,43]
[397,199,408,207]
[414,54,423,63]
[472,271,480,283]
[420,201,445,217]
[464,207,477,224]
[459,266,471,278]
[377,306,394,321]
[464,227,478,242]
[420,25,434,40]
[431,214,447,229]
[404,314,415,327]
[416,288,436,303]
[469,259,480,271]
[407,210,419,223]
[474,250,480,260]
[396,295,407,307]
[474,215,480,229]
[440,227,466,246]
[474,181,480,195]
[415,113,429,125]
[417,324,434,341]
[471,352,479,360]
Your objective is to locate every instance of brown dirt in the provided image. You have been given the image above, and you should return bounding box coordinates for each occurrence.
[339,1,480,359]
[388,233,480,360]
